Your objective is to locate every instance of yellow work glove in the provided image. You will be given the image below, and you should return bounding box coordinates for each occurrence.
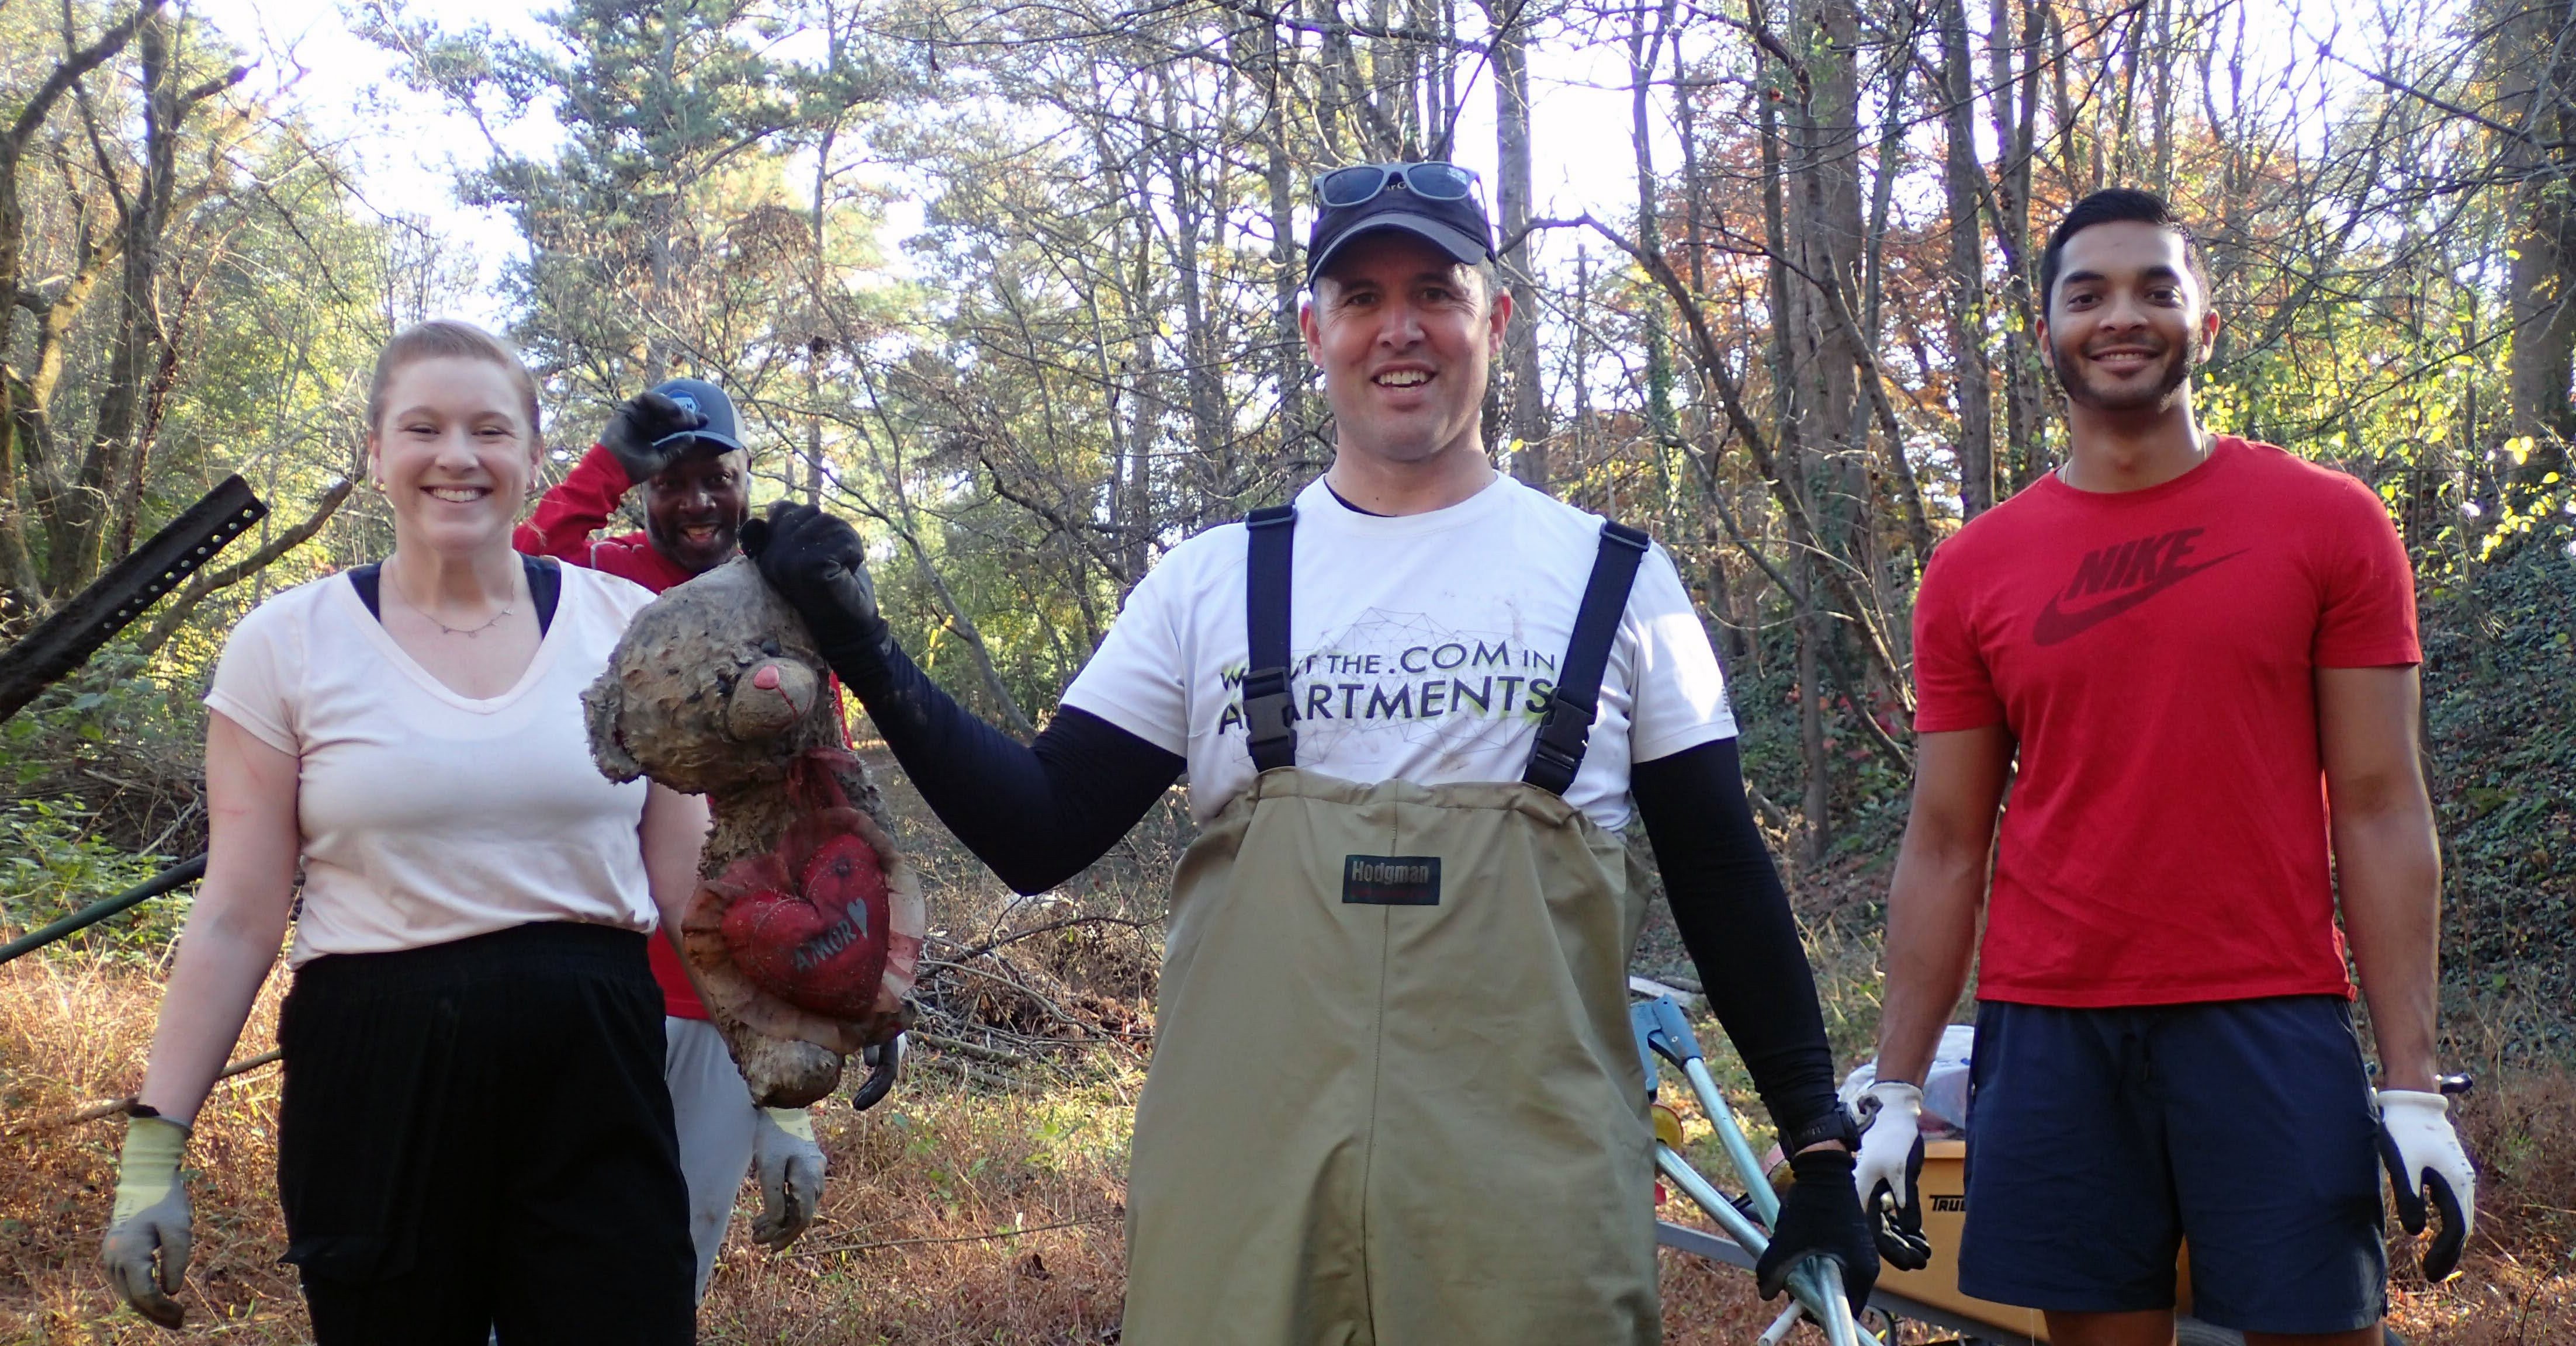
[101,1112,192,1330]
[749,1106,825,1250]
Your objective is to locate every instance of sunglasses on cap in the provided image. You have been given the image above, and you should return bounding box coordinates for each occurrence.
[1314,162,1484,209]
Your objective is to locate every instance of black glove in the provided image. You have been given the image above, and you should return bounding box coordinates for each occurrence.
[1754,1148,1879,1314]
[740,502,891,677]
[600,390,711,484]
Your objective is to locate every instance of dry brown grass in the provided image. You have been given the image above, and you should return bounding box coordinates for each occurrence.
[6,948,2570,1344]
[1,956,302,1343]
[0,955,1782,1345]
[5,749,2570,1345]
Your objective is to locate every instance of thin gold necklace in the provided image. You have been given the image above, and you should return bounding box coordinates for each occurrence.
[386,561,515,638]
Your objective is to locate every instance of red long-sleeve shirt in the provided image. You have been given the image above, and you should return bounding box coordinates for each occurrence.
[514,443,711,1017]
[514,445,699,592]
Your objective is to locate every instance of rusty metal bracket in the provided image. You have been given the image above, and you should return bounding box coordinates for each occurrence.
[0,476,267,724]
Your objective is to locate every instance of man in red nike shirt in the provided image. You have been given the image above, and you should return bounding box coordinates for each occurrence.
[517,377,828,1299]
[1854,190,2475,1346]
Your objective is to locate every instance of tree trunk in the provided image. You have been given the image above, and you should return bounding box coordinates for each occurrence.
[1795,548,1831,862]
[1993,0,2047,494]
[2503,0,2576,481]
[1751,5,1833,857]
[1256,15,1313,466]
[56,9,182,594]
[1943,0,1997,517]
[1630,0,1678,450]
[1486,0,1548,489]
[2505,208,2576,474]
[1164,82,1235,494]
[0,0,162,610]
[1791,0,1868,532]
[1791,0,1880,728]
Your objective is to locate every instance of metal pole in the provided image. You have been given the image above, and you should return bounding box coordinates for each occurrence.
[0,853,206,966]
[1650,992,1879,1344]
[1684,1054,1781,1224]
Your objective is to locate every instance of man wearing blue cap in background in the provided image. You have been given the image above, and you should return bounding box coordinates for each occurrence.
[515,379,830,1299]
[521,377,754,592]
[738,162,1871,1344]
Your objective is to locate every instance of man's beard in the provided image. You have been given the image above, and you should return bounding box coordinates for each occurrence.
[2052,330,2200,412]
[648,514,739,572]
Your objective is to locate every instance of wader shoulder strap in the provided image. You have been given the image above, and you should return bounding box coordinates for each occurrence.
[1242,505,1299,773]
[1523,521,1652,796]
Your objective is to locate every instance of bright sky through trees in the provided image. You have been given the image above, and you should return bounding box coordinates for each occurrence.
[186,0,1701,315]
[191,0,558,322]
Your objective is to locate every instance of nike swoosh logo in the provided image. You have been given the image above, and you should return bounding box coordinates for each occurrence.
[2031,549,2248,646]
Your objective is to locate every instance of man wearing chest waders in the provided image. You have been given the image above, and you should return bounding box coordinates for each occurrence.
[740,161,1874,1344]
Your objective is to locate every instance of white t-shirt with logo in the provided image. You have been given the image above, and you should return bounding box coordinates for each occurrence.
[205,563,660,966]
[1062,474,1737,830]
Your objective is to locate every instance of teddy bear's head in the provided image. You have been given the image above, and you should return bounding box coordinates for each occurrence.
[583,557,841,796]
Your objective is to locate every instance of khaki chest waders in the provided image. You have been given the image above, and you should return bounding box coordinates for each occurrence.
[1121,508,1665,1346]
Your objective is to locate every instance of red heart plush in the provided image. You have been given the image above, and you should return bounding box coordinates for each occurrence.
[721,828,891,1020]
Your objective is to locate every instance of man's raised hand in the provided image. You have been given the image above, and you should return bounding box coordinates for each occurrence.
[601,390,710,484]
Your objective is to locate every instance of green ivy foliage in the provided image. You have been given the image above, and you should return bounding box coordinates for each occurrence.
[0,797,182,963]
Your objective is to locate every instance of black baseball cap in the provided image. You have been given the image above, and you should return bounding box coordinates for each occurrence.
[648,377,747,456]
[1304,162,1496,287]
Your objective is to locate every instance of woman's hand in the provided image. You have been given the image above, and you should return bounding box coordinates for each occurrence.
[101,1113,193,1328]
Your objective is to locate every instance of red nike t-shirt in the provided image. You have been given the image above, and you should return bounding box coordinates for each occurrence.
[1912,437,2420,1007]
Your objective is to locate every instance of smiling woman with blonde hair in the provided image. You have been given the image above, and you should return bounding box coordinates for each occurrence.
[99,320,702,1342]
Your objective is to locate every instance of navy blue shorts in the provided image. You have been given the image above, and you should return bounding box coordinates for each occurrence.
[1955,997,2387,1335]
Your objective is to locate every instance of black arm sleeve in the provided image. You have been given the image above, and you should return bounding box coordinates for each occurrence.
[1631,737,1843,1137]
[840,641,1185,894]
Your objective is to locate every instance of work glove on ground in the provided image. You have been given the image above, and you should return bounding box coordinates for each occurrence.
[740,502,892,678]
[600,390,711,485]
[1851,1080,1932,1270]
[1754,1147,1879,1314]
[2377,1088,2476,1282]
[101,1113,192,1330]
[750,1106,827,1250]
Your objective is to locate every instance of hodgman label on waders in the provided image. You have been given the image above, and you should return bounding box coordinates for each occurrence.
[1343,855,1442,906]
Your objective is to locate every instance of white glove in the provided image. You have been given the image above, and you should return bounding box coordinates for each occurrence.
[101,1113,192,1329]
[2376,1089,2475,1282]
[749,1106,826,1250]
[1853,1080,1930,1270]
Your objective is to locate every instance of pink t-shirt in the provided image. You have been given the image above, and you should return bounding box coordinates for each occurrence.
[1911,437,2419,1007]
[206,564,660,966]
[515,444,709,1018]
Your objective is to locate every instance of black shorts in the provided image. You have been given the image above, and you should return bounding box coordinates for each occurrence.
[276,921,696,1344]
[1955,997,2386,1335]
